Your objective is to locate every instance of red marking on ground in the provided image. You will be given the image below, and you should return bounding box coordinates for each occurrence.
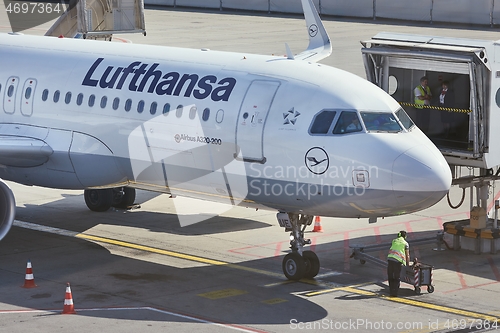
[443,280,500,294]
[273,242,282,259]
[374,226,382,243]
[226,205,486,264]
[309,236,316,253]
[487,256,500,281]
[453,256,468,289]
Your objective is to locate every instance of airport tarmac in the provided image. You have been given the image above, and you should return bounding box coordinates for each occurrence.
[3,5,500,333]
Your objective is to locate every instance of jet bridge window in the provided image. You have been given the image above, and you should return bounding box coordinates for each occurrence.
[309,110,337,134]
[333,111,363,134]
[360,112,402,132]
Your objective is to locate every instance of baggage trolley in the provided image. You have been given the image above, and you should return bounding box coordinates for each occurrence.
[400,261,434,294]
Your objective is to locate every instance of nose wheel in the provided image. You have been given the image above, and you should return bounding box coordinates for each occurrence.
[277,213,320,280]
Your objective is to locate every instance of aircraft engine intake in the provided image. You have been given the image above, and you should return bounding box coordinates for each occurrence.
[0,179,15,241]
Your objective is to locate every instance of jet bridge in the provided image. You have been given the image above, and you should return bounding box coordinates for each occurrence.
[45,0,146,39]
[361,33,500,253]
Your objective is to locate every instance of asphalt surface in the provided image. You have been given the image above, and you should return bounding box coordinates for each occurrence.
[2,5,500,333]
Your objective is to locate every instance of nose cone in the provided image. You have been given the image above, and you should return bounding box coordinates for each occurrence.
[392,145,452,212]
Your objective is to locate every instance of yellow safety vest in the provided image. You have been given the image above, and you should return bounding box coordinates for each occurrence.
[387,237,408,265]
[415,85,431,109]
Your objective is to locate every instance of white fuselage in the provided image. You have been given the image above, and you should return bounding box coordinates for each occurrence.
[0,33,451,217]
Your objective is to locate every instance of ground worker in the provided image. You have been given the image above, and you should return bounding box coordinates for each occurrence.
[387,230,410,297]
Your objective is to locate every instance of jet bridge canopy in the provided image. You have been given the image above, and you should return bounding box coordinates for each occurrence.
[361,32,500,169]
[45,0,146,39]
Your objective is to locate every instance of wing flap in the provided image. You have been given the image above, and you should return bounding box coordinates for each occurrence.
[0,136,53,167]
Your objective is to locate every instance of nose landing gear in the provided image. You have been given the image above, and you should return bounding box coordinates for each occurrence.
[278,212,320,280]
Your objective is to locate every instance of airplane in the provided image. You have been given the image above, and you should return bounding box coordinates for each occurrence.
[0,0,451,281]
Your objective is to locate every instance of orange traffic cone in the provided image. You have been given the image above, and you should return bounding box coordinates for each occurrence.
[62,283,76,314]
[22,260,37,288]
[312,216,323,232]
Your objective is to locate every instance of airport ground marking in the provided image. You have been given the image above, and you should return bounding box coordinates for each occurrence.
[198,289,248,300]
[311,286,500,323]
[15,220,500,322]
[0,307,265,332]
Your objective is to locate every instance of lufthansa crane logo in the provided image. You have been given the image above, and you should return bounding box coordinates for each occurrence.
[305,147,329,175]
[308,24,318,37]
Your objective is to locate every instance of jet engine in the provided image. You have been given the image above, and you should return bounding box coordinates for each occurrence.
[0,179,15,241]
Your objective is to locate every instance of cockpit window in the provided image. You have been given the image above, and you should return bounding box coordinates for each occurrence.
[395,108,414,130]
[333,111,362,134]
[360,112,402,132]
[310,110,337,134]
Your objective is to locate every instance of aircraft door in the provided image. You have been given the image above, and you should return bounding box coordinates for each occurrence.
[21,79,36,116]
[3,76,19,114]
[235,80,280,163]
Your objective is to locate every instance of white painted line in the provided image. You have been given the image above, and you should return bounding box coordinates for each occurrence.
[0,307,266,332]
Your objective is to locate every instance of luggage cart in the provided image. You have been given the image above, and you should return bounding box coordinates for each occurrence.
[400,261,434,294]
[350,245,435,295]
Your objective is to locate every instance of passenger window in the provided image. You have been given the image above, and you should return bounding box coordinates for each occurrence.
[100,96,107,108]
[53,90,60,103]
[163,103,170,115]
[76,93,83,106]
[88,94,95,107]
[42,89,49,101]
[176,104,183,118]
[112,97,120,110]
[65,92,71,104]
[202,108,210,121]
[333,111,362,134]
[0,84,2,94]
[125,99,132,112]
[361,112,402,132]
[25,87,32,100]
[310,111,337,134]
[137,100,145,113]
[150,102,157,115]
[216,109,224,123]
[189,106,197,119]
[7,85,14,98]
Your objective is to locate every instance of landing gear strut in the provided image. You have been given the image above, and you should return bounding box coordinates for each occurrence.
[84,187,136,212]
[278,212,319,280]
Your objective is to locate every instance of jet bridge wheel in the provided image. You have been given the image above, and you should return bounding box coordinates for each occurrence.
[282,253,306,280]
[84,189,113,212]
[111,187,136,209]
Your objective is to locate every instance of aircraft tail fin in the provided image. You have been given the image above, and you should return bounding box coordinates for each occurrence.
[293,0,332,62]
